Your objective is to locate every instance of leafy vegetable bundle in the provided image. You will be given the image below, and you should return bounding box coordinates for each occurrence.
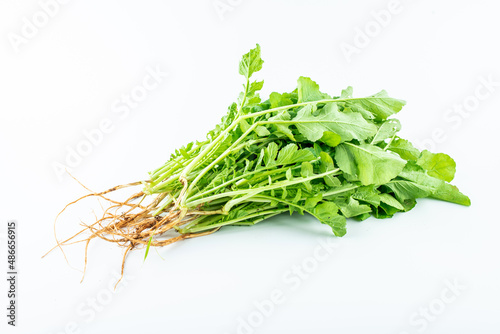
[53,45,470,279]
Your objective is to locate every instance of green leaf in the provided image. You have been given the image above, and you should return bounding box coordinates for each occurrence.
[276,144,297,165]
[400,198,417,212]
[249,80,264,94]
[269,111,295,141]
[353,212,371,221]
[144,236,153,262]
[319,153,340,187]
[239,119,251,132]
[254,125,271,137]
[321,131,342,147]
[337,197,372,218]
[313,202,346,236]
[340,86,353,99]
[300,161,314,178]
[416,150,456,182]
[399,162,470,206]
[376,203,400,218]
[281,187,288,200]
[292,188,302,203]
[352,186,381,206]
[345,90,406,120]
[305,193,323,209]
[290,148,316,164]
[248,142,315,172]
[297,76,330,103]
[263,142,278,167]
[378,193,405,211]
[335,143,406,185]
[323,175,341,187]
[387,138,420,161]
[255,148,265,170]
[269,92,293,108]
[292,102,377,143]
[239,44,264,79]
[319,151,335,171]
[384,179,431,202]
[371,119,401,144]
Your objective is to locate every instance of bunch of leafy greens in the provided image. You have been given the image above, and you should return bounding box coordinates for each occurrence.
[55,44,470,270]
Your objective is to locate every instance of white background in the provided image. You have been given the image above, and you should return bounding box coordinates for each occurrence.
[1,0,499,333]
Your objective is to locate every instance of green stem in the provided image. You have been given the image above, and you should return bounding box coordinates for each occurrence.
[178,77,252,200]
[183,208,288,233]
[186,168,341,207]
[188,158,318,201]
[321,185,360,197]
[180,97,350,181]
[150,142,203,181]
[185,122,261,197]
[240,97,358,120]
[184,116,335,197]
[176,96,357,206]
[384,134,397,151]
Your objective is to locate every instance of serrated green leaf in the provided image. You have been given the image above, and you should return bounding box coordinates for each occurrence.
[313,202,346,236]
[239,44,264,78]
[337,197,372,218]
[292,102,377,143]
[345,90,406,120]
[297,76,330,103]
[249,80,264,94]
[305,193,322,209]
[341,86,353,99]
[269,92,293,109]
[387,138,420,161]
[269,111,295,141]
[263,142,278,167]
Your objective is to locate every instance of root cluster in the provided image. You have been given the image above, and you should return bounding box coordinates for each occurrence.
[44,177,218,288]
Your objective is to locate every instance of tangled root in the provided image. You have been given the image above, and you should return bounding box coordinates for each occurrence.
[43,175,220,288]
